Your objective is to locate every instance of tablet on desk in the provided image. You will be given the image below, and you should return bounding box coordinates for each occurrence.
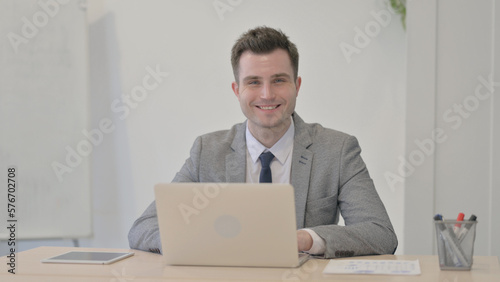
[41,251,134,264]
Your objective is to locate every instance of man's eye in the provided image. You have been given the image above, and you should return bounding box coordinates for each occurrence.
[248,81,260,85]
[274,78,285,83]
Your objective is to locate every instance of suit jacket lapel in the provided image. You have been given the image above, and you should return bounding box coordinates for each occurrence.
[291,113,313,229]
[224,115,313,229]
[226,121,247,183]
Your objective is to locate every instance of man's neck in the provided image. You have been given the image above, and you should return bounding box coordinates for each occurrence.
[248,118,292,148]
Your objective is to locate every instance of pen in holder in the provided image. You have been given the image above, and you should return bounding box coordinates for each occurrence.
[434,219,477,270]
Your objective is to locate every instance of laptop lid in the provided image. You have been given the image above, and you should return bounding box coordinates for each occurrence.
[154,183,305,267]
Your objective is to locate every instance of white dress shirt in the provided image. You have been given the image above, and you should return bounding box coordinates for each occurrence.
[245,119,326,255]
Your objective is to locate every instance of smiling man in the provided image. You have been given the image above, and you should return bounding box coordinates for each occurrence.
[232,48,299,149]
[129,26,398,258]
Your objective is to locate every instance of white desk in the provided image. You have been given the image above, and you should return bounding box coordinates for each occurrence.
[1,247,499,281]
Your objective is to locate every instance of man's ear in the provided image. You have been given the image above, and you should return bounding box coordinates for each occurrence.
[295,76,302,97]
[231,81,240,98]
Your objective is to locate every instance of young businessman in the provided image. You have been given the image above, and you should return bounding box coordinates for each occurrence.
[128,26,397,258]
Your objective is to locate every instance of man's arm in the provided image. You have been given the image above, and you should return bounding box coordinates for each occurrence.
[128,137,202,252]
[308,135,398,258]
[128,201,162,253]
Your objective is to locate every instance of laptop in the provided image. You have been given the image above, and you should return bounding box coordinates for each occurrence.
[154,183,309,268]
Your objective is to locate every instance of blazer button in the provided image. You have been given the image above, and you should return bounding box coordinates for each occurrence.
[335,250,354,257]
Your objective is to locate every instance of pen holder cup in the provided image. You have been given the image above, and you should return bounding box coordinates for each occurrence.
[434,220,477,270]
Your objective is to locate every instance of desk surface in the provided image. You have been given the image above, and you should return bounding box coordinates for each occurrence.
[1,247,499,281]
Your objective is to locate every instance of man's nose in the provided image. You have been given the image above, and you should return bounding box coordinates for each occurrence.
[260,83,274,99]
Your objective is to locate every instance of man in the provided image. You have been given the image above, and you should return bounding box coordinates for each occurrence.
[128,26,397,258]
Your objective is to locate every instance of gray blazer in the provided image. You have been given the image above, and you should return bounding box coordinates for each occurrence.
[128,113,397,258]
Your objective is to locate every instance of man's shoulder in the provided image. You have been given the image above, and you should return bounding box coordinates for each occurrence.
[197,121,244,145]
[297,118,363,159]
[294,113,354,143]
[307,122,352,139]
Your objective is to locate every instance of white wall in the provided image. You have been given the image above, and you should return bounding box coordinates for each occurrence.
[405,0,500,258]
[83,0,407,252]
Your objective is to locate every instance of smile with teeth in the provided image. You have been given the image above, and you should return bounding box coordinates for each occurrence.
[257,105,279,110]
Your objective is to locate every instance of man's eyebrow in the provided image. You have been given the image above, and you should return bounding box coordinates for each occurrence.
[242,73,291,81]
[242,75,262,82]
[271,73,291,79]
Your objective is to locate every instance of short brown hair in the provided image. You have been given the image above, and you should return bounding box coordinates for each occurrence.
[231,26,299,83]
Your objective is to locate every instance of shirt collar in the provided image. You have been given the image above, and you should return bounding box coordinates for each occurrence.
[245,119,295,165]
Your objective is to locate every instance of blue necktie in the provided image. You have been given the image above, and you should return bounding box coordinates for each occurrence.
[259,151,275,183]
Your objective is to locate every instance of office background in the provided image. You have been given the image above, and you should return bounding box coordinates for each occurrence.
[0,0,498,259]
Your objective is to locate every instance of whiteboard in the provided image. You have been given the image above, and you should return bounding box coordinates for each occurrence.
[0,0,91,239]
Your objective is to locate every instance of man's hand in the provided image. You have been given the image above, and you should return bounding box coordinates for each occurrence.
[297,230,313,252]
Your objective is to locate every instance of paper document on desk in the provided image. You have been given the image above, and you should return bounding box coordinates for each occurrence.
[323,259,421,275]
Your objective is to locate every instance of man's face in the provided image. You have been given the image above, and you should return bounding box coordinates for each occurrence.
[232,49,301,136]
